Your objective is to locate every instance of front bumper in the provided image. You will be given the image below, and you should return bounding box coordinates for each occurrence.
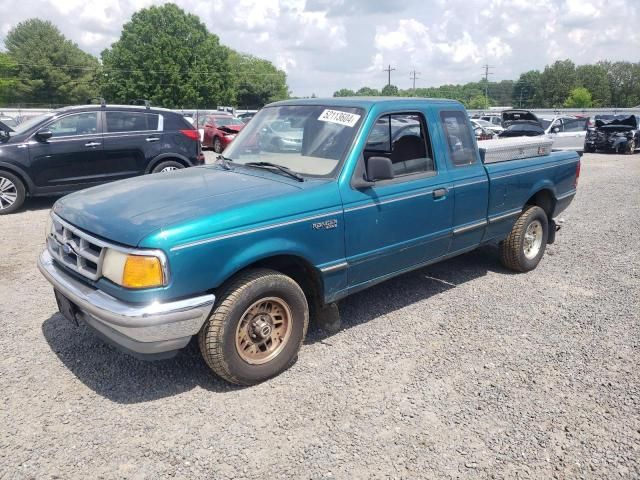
[38,250,215,359]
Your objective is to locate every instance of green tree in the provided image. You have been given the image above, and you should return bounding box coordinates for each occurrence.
[4,19,100,106]
[381,84,399,96]
[101,3,233,108]
[563,87,593,108]
[512,70,542,108]
[0,53,19,104]
[333,88,355,97]
[229,51,287,108]
[467,95,488,109]
[539,60,577,107]
[599,61,640,107]
[355,86,380,96]
[575,64,610,107]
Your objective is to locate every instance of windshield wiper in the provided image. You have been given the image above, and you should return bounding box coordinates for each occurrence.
[244,162,304,182]
[215,154,233,170]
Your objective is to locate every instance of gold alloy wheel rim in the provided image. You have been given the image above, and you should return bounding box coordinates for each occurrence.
[235,297,292,365]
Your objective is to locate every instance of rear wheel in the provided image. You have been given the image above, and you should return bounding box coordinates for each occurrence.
[499,205,548,272]
[0,171,26,215]
[199,269,309,385]
[152,160,184,173]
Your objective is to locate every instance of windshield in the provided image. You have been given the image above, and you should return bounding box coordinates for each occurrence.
[11,113,55,135]
[539,119,552,130]
[1,117,18,128]
[223,105,365,177]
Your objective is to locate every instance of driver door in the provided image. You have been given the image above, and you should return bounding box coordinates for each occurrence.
[341,111,454,289]
[29,111,104,190]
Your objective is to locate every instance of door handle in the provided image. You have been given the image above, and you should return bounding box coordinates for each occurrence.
[146,137,160,142]
[84,142,101,147]
[433,188,448,199]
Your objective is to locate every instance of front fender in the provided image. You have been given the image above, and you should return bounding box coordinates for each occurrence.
[0,160,35,192]
[212,237,318,286]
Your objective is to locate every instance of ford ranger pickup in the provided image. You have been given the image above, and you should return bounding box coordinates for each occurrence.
[38,98,579,385]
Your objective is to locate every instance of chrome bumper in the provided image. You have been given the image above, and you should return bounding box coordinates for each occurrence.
[38,250,215,357]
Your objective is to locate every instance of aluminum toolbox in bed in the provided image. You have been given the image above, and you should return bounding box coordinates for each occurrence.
[477,137,554,164]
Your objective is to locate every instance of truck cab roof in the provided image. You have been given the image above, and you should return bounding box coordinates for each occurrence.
[268,97,464,110]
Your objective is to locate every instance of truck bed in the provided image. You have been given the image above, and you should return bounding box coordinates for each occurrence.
[482,149,579,242]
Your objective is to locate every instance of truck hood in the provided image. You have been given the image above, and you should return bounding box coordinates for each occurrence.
[53,166,303,246]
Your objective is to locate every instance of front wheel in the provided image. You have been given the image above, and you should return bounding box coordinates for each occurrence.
[199,269,309,385]
[213,137,223,153]
[499,205,548,272]
[0,171,26,215]
[626,139,636,154]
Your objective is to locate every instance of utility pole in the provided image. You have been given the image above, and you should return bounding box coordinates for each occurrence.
[519,87,528,108]
[409,68,420,91]
[383,64,396,86]
[482,64,494,109]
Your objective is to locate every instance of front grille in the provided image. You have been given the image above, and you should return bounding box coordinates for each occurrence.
[47,215,107,281]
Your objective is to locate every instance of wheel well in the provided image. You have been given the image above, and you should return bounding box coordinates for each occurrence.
[0,167,29,194]
[243,255,324,312]
[525,189,555,219]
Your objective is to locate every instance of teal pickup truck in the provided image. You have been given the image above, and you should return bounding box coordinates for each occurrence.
[38,98,579,385]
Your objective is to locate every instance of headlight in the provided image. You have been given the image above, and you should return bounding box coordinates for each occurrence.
[103,249,166,289]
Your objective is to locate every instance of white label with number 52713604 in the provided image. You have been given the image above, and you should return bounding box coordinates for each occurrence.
[317,109,361,127]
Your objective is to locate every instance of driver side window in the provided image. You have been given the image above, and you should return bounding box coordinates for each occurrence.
[363,113,434,177]
[48,112,98,137]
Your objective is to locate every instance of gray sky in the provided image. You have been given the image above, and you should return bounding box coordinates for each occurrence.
[1,0,639,97]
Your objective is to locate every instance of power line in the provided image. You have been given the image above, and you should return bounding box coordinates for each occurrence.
[383,64,396,87]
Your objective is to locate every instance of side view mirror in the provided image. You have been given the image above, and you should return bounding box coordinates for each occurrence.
[36,129,53,141]
[552,127,560,134]
[0,129,9,143]
[366,156,394,182]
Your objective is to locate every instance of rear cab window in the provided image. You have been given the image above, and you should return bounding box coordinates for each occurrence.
[440,110,477,167]
[363,112,435,177]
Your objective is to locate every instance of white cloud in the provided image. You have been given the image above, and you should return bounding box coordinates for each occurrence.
[0,0,638,96]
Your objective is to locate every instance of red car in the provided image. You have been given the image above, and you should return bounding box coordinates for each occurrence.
[201,114,245,153]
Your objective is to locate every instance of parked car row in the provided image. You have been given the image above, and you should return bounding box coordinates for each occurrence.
[473,109,639,154]
[0,102,204,214]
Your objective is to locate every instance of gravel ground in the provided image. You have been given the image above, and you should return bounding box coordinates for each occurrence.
[0,153,638,479]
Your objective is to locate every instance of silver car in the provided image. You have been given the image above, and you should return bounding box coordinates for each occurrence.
[539,115,588,152]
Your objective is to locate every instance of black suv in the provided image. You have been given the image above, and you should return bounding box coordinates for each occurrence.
[0,103,204,214]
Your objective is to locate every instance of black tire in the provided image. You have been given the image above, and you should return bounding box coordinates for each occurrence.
[213,137,223,153]
[626,139,636,155]
[198,268,309,385]
[0,171,26,215]
[151,160,185,174]
[499,205,548,272]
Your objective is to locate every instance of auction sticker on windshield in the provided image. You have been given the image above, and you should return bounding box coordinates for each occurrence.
[318,109,361,127]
